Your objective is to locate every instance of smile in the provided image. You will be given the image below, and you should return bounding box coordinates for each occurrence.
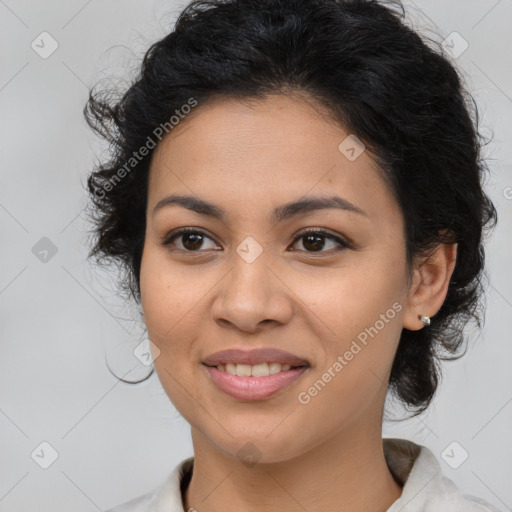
[203,364,308,401]
[213,362,300,376]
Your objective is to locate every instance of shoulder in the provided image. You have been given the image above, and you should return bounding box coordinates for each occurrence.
[384,438,503,512]
[102,456,194,512]
[103,492,153,512]
[420,474,503,512]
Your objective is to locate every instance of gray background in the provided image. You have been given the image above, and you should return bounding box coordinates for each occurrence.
[0,1,511,511]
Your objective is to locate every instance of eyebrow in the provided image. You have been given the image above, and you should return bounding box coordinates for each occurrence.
[152,193,368,223]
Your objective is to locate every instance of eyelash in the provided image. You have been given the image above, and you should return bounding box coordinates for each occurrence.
[160,227,352,254]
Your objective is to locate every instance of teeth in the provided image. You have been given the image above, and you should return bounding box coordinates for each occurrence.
[216,362,293,376]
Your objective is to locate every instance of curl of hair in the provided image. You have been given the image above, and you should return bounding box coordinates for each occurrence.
[84,0,497,416]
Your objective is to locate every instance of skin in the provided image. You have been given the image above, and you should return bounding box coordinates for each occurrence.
[139,93,457,512]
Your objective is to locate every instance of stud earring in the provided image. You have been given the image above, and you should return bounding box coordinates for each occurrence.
[420,315,431,327]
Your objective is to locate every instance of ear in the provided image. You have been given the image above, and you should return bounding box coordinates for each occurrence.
[402,239,458,331]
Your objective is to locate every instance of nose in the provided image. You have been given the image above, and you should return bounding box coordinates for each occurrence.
[211,251,293,334]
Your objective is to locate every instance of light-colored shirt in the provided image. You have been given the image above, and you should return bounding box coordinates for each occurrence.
[104,438,502,512]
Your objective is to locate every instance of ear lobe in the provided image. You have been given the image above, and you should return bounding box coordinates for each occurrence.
[402,242,458,331]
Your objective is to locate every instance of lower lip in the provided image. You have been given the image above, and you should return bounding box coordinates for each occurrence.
[203,364,308,401]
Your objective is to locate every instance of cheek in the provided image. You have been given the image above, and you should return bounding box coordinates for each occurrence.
[140,250,206,415]
[294,251,405,334]
[139,248,220,408]
[140,249,203,340]
[292,252,406,393]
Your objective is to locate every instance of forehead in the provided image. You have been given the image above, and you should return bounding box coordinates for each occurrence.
[147,94,400,226]
[151,93,346,167]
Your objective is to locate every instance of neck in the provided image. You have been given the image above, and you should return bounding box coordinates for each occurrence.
[183,422,403,512]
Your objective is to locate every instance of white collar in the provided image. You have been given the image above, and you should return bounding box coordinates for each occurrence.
[106,438,501,511]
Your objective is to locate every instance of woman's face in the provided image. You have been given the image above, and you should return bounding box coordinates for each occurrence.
[140,94,413,463]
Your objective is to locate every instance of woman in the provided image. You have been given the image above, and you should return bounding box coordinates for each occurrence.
[84,0,501,510]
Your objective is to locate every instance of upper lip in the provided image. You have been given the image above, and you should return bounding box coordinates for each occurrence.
[202,348,309,367]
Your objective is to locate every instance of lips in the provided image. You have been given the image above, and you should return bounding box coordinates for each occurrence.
[204,365,308,401]
[202,348,309,368]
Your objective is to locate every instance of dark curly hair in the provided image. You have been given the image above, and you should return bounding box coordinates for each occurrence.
[83,0,498,416]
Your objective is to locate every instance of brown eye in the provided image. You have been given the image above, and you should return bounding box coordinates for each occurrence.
[290,229,351,253]
[161,227,352,254]
[161,229,219,251]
